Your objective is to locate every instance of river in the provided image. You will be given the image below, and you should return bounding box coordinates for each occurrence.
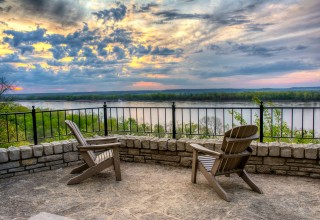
[14,101,320,137]
[14,100,320,110]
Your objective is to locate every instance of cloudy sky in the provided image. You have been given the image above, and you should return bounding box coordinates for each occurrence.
[0,0,319,93]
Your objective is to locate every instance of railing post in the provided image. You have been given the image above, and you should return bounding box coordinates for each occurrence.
[31,106,38,145]
[103,102,108,136]
[172,102,176,139]
[259,101,264,142]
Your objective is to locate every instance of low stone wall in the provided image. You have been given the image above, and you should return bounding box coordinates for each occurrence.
[116,136,320,178]
[0,136,319,179]
[0,140,81,179]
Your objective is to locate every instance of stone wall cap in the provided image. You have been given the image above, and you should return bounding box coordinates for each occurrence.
[280,142,292,147]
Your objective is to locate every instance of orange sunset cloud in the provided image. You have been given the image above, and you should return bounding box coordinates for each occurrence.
[132,81,175,90]
[249,70,320,86]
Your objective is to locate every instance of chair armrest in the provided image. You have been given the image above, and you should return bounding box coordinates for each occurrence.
[78,142,120,151]
[190,143,221,158]
[226,134,259,143]
[86,137,118,144]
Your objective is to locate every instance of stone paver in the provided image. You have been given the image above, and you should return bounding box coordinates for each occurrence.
[0,162,319,220]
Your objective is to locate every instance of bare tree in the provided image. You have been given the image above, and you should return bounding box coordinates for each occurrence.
[0,76,13,111]
[0,76,13,97]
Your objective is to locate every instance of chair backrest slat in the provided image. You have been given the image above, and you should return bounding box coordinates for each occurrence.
[65,120,96,163]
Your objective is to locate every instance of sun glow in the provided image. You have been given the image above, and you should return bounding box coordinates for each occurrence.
[11,86,23,91]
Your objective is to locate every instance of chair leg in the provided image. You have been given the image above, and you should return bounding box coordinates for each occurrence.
[67,159,114,185]
[199,164,230,202]
[70,163,89,174]
[238,170,263,194]
[113,147,121,181]
[191,150,198,184]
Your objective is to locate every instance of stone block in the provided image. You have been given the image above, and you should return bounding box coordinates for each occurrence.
[70,139,79,151]
[21,158,37,166]
[159,151,177,156]
[268,142,280,157]
[250,141,258,156]
[150,138,159,150]
[20,146,32,159]
[256,165,271,174]
[274,170,287,175]
[0,161,20,170]
[119,148,128,154]
[128,148,140,156]
[118,137,127,148]
[0,170,8,174]
[286,158,316,164]
[264,157,285,165]
[51,164,66,170]
[247,156,263,165]
[178,152,193,157]
[46,160,64,166]
[0,173,14,179]
[257,142,268,156]
[63,152,79,162]
[292,144,304,158]
[271,165,290,171]
[120,156,134,162]
[134,138,142,148]
[245,165,256,173]
[176,138,187,151]
[280,142,292,157]
[15,171,30,176]
[140,149,152,154]
[126,137,134,148]
[158,161,180,166]
[43,143,53,155]
[299,167,320,173]
[33,145,43,157]
[0,148,9,163]
[33,167,50,173]
[152,154,180,162]
[168,139,177,151]
[8,147,20,161]
[203,140,215,151]
[287,171,309,177]
[38,155,63,163]
[310,174,320,178]
[134,156,145,163]
[61,140,73,152]
[145,159,157,164]
[8,167,25,172]
[141,137,152,149]
[158,138,169,150]
[305,144,318,159]
[26,163,45,170]
[180,157,192,167]
[52,141,63,154]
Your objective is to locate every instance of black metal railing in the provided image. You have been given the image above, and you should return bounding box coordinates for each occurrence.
[0,102,319,146]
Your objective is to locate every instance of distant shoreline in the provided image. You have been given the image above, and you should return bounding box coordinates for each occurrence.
[6,89,320,102]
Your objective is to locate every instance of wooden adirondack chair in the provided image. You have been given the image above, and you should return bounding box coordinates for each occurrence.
[191,125,263,202]
[65,120,121,185]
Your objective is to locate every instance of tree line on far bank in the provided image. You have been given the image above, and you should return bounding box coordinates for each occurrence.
[7,90,320,102]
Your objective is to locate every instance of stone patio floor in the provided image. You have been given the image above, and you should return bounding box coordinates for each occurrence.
[0,162,319,220]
